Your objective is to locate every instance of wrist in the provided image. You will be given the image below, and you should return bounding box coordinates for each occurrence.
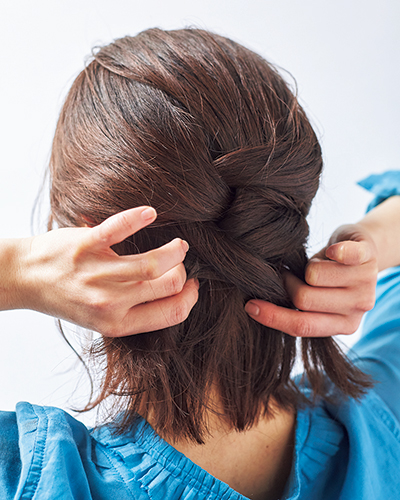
[358,196,400,272]
[0,238,31,311]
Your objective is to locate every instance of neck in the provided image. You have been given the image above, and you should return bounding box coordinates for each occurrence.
[146,398,296,500]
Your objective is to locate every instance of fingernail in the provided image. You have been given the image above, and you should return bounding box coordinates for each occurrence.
[245,301,260,316]
[337,244,345,261]
[141,207,156,221]
[181,240,189,253]
[327,243,342,261]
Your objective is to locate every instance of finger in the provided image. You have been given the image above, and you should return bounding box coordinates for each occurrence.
[117,264,187,306]
[105,278,199,337]
[87,206,157,250]
[305,258,377,287]
[244,300,358,337]
[284,272,375,314]
[97,238,189,282]
[325,240,373,266]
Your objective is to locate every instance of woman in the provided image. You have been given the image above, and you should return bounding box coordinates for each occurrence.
[0,28,398,499]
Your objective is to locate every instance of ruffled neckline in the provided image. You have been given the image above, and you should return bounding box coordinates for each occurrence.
[284,402,344,499]
[93,402,344,500]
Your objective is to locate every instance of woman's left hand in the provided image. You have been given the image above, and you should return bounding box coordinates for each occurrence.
[245,223,378,337]
[1,206,199,337]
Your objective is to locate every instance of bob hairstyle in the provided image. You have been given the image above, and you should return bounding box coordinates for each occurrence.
[49,28,369,443]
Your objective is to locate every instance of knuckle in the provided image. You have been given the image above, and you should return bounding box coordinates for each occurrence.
[361,297,376,312]
[294,318,313,337]
[88,292,109,312]
[140,255,159,280]
[355,293,376,312]
[71,245,85,266]
[292,288,311,311]
[169,301,189,326]
[118,211,132,229]
[97,218,114,243]
[165,272,185,296]
[110,211,132,238]
[344,318,361,335]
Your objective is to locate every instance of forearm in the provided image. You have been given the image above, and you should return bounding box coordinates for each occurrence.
[358,195,400,272]
[0,238,27,311]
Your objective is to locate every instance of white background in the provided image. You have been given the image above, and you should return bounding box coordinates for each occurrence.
[0,0,399,426]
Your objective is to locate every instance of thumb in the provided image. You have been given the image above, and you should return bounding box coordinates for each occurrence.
[324,223,375,265]
[325,240,372,266]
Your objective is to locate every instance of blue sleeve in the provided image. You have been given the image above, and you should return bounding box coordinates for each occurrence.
[351,268,400,422]
[0,402,140,499]
[0,412,21,498]
[350,171,400,422]
[357,170,400,211]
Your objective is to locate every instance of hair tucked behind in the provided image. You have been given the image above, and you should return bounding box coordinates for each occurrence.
[49,28,369,443]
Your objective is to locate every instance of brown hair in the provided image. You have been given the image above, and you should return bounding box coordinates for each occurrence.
[49,28,369,443]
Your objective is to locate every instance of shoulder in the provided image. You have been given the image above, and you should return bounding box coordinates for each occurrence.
[295,388,400,499]
[0,403,143,499]
[326,389,400,496]
[0,403,93,499]
[363,266,400,331]
[0,411,21,498]
[350,267,400,422]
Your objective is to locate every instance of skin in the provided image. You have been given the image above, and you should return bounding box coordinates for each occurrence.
[0,206,199,335]
[246,196,400,335]
[153,392,296,500]
[3,198,399,338]
[1,196,399,498]
[164,196,400,499]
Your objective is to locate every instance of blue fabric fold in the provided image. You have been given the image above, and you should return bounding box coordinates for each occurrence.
[2,171,400,498]
[358,171,400,211]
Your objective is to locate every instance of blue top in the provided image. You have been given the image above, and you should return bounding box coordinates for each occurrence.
[2,171,400,500]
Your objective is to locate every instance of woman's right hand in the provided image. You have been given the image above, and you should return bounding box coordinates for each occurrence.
[1,206,199,337]
[245,223,379,337]
[246,195,400,337]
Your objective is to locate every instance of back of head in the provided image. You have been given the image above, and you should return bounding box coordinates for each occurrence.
[49,28,368,443]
